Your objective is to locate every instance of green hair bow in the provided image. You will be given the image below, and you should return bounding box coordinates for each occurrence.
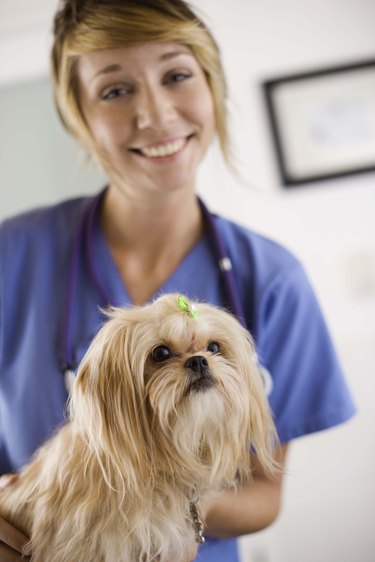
[177,295,200,319]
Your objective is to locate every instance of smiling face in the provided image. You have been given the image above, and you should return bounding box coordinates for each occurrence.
[77,42,216,199]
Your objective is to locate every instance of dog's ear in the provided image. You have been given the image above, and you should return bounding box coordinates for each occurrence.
[234,330,279,480]
[247,361,278,475]
[69,308,155,497]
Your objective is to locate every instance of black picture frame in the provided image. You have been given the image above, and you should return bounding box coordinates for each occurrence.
[263,59,375,187]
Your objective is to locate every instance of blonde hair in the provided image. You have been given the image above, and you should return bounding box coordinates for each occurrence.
[51,0,230,168]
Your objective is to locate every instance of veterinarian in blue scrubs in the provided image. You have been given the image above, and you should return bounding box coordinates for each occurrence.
[0,1,355,561]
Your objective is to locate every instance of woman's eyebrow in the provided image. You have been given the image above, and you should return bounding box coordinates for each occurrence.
[93,64,123,81]
[92,49,191,81]
[160,49,191,61]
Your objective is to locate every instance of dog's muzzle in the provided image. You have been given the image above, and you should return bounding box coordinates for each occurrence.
[184,355,215,394]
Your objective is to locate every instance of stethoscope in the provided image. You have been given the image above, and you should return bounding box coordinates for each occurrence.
[60,187,273,395]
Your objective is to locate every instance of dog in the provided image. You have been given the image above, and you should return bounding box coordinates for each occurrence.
[0,294,277,561]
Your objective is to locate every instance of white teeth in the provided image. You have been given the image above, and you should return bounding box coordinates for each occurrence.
[140,138,185,158]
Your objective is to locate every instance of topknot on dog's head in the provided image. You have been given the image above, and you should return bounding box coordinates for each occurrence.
[150,293,198,316]
[149,293,228,326]
[141,294,252,358]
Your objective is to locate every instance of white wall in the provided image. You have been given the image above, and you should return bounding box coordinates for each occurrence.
[1,1,374,561]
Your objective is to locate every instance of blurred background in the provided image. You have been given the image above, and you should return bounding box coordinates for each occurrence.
[0,0,374,560]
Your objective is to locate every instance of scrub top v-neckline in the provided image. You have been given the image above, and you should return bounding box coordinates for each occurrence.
[92,216,211,307]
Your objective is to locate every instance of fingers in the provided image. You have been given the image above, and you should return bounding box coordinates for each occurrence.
[0,541,29,562]
[0,476,18,490]
[0,475,30,558]
[0,519,29,556]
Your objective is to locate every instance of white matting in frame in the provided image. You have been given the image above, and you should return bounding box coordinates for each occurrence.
[263,60,375,186]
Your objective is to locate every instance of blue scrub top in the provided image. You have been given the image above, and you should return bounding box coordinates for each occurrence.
[0,193,356,562]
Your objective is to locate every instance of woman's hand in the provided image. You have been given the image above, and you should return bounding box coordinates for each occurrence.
[200,444,289,539]
[0,475,31,561]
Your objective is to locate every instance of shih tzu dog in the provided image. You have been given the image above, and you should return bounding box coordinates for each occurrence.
[0,294,277,562]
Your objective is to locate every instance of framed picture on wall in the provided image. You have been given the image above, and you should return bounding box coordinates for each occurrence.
[263,59,375,187]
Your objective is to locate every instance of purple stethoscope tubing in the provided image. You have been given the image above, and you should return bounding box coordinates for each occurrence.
[60,190,106,372]
[60,189,247,375]
[198,197,247,328]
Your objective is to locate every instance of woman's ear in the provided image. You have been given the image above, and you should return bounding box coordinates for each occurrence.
[69,310,155,497]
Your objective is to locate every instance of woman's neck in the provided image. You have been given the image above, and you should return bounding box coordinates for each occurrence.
[99,185,205,304]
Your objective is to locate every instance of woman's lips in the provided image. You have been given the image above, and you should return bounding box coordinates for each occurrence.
[131,135,192,159]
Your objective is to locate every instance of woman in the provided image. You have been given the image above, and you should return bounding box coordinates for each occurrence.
[0,1,355,561]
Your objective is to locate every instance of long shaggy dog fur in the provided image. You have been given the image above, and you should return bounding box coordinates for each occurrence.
[0,294,277,561]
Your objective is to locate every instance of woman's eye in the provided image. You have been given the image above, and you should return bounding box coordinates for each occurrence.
[101,86,130,101]
[166,71,192,84]
[152,345,173,362]
[207,341,220,354]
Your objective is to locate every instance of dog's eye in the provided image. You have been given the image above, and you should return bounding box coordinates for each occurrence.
[207,341,220,354]
[152,345,172,362]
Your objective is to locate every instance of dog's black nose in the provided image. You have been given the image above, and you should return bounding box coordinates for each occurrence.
[184,355,209,374]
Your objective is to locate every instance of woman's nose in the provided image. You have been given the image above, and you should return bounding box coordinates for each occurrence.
[135,86,176,130]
